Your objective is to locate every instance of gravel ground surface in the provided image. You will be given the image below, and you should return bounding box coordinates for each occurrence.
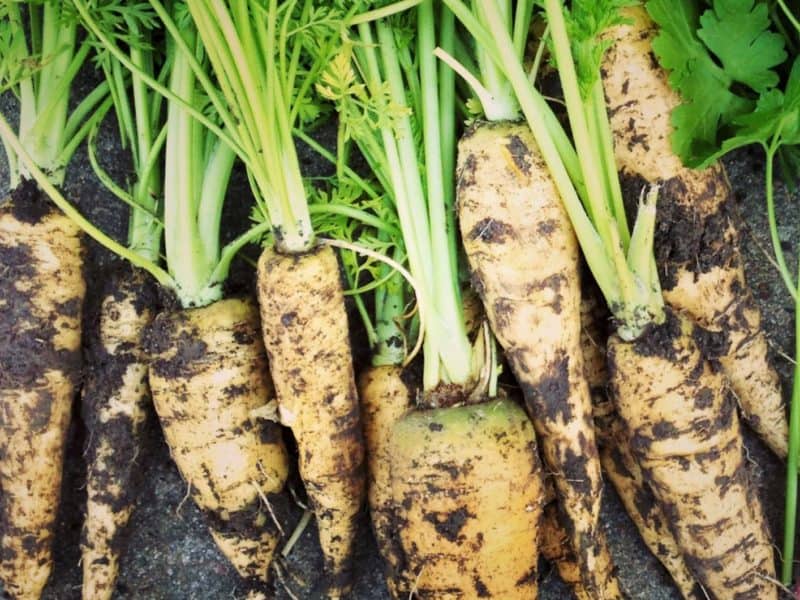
[0,80,795,599]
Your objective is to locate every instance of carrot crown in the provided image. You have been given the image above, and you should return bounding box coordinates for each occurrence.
[322,1,500,397]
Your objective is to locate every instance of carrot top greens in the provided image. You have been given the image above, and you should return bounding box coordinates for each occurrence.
[324,1,499,396]
[0,1,111,188]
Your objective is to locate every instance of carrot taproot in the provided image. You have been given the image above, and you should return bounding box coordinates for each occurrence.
[602,6,787,458]
[146,297,289,588]
[457,120,620,598]
[257,244,365,598]
[358,365,411,599]
[0,182,86,599]
[580,288,701,599]
[80,263,157,600]
[608,308,777,599]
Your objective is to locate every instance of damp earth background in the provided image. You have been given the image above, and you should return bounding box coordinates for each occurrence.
[0,74,794,599]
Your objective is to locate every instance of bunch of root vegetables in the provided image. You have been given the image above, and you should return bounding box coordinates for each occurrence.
[0,1,794,599]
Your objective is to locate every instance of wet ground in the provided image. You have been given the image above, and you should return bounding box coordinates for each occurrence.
[0,86,795,599]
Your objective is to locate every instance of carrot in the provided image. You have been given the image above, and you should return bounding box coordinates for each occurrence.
[76,10,165,595]
[257,245,365,597]
[0,183,86,600]
[580,289,701,599]
[608,309,776,598]
[0,5,110,596]
[444,1,778,598]
[320,6,548,596]
[457,120,620,598]
[357,365,411,599]
[539,502,590,600]
[72,4,302,587]
[80,264,157,600]
[146,297,289,586]
[390,397,545,598]
[601,6,788,458]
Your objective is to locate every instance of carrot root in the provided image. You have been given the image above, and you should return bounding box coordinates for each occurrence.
[146,297,289,585]
[0,183,86,600]
[257,245,365,598]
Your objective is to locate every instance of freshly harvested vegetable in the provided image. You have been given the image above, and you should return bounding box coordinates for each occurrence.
[0,183,86,600]
[71,2,293,589]
[457,121,619,598]
[580,289,702,600]
[146,298,289,584]
[357,365,411,598]
[609,309,775,598]
[146,1,367,594]
[78,8,165,596]
[257,243,364,595]
[324,3,546,596]
[444,0,778,596]
[642,0,800,582]
[389,398,545,598]
[0,3,108,596]
[80,265,158,600]
[447,3,619,596]
[603,4,787,460]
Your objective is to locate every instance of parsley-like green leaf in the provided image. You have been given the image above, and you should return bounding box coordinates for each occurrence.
[697,0,785,93]
[648,0,788,165]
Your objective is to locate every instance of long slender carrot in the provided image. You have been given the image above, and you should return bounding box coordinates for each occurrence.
[608,309,776,598]
[257,244,365,598]
[80,264,157,599]
[580,288,702,599]
[0,183,86,599]
[457,120,620,598]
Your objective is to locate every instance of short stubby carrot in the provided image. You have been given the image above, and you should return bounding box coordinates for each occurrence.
[147,297,289,588]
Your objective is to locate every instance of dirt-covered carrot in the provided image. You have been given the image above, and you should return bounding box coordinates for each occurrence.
[324,4,546,596]
[0,183,86,600]
[444,4,619,592]
[445,0,778,597]
[146,298,289,585]
[601,5,787,459]
[457,120,620,599]
[580,287,701,599]
[77,9,165,596]
[390,397,545,598]
[80,265,158,600]
[539,503,590,600]
[358,366,411,598]
[145,2,367,594]
[257,244,365,594]
[0,4,109,596]
[72,2,296,588]
[608,309,775,598]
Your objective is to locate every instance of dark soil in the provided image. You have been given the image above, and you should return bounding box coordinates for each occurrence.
[0,85,793,599]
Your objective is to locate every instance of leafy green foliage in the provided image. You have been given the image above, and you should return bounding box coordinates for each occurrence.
[647,0,790,165]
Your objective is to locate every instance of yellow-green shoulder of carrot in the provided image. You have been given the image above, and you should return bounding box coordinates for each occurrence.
[389,396,544,599]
